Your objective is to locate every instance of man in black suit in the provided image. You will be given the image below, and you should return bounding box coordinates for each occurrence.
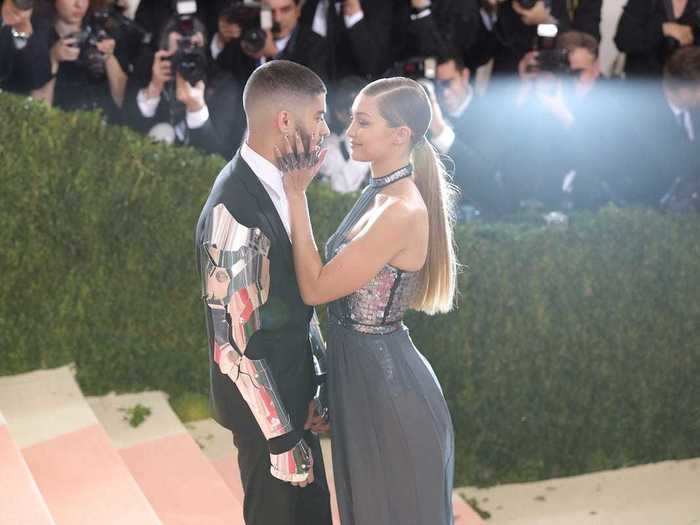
[212,0,330,82]
[299,0,395,80]
[427,54,512,216]
[125,15,246,158]
[195,60,333,525]
[615,47,700,205]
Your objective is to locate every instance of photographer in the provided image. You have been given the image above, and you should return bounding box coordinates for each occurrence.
[299,0,396,80]
[126,12,245,158]
[33,0,129,122]
[615,47,700,206]
[615,0,700,78]
[211,0,330,82]
[488,29,617,210]
[427,53,513,216]
[391,0,481,71]
[477,0,572,75]
[516,31,627,208]
[0,0,51,96]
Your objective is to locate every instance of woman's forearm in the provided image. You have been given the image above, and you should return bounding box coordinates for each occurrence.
[288,193,324,305]
[105,56,127,108]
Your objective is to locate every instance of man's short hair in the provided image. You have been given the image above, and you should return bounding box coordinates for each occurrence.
[242,60,326,116]
[664,47,700,89]
[437,48,467,72]
[556,31,599,59]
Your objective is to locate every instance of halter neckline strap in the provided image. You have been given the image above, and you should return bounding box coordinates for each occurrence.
[368,164,413,189]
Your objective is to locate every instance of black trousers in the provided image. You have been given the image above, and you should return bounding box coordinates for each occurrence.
[234,429,333,525]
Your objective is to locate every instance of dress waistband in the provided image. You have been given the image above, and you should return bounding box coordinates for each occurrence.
[329,313,404,336]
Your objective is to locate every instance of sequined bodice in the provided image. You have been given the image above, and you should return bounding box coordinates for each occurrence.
[325,164,420,335]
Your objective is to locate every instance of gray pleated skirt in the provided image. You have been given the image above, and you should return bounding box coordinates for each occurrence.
[327,320,455,525]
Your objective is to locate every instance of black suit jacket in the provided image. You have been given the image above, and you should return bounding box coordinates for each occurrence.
[196,152,317,443]
[440,93,515,216]
[300,0,395,80]
[277,24,331,82]
[615,0,700,78]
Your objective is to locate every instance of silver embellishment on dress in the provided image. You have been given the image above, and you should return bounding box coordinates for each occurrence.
[331,241,420,335]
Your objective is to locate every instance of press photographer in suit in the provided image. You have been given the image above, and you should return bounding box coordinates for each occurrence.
[212,0,330,83]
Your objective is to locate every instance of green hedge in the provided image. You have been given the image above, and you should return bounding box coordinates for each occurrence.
[1,93,699,486]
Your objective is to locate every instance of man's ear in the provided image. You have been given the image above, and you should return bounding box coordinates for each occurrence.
[276,110,293,134]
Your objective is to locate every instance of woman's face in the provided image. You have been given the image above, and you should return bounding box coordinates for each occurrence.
[55,0,89,25]
[346,94,404,163]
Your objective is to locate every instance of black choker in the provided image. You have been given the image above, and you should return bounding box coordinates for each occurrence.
[369,164,413,188]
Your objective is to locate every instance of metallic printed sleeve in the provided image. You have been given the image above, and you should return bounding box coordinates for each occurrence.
[200,203,296,442]
[309,312,329,421]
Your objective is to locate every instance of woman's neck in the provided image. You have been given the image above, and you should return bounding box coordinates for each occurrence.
[370,156,411,180]
[55,19,81,38]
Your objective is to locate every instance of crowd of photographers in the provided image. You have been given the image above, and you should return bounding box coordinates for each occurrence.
[2,0,700,219]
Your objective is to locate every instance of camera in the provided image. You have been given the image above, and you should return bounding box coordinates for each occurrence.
[166,1,207,84]
[91,3,151,47]
[526,23,569,73]
[531,48,569,73]
[67,20,110,79]
[172,34,207,83]
[220,1,274,55]
[388,57,437,80]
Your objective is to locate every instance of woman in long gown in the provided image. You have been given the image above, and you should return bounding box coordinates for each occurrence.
[281,77,458,525]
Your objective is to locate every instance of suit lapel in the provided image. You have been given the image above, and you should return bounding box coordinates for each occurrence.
[231,152,293,267]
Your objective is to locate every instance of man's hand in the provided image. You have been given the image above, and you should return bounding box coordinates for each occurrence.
[146,49,173,97]
[175,73,206,113]
[342,0,362,17]
[217,17,241,45]
[304,399,330,434]
[241,29,277,59]
[518,50,539,80]
[1,0,33,35]
[422,81,446,137]
[512,0,554,26]
[663,22,694,47]
[537,80,574,128]
[291,468,315,488]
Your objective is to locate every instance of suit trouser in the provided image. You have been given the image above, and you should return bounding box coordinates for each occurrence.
[234,429,333,525]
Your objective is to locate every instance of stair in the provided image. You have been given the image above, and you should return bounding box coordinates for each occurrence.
[0,366,484,525]
[88,391,245,525]
[0,366,161,525]
[0,410,56,525]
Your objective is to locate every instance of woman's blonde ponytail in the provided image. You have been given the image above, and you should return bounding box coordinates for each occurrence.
[410,138,458,314]
[363,78,459,314]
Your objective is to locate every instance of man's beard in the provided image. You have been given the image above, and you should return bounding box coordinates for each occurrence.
[295,124,319,154]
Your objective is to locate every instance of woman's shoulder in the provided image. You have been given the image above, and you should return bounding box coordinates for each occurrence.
[375,190,427,228]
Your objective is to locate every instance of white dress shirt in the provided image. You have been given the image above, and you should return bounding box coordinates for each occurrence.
[312,0,364,37]
[668,100,696,142]
[241,142,291,237]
